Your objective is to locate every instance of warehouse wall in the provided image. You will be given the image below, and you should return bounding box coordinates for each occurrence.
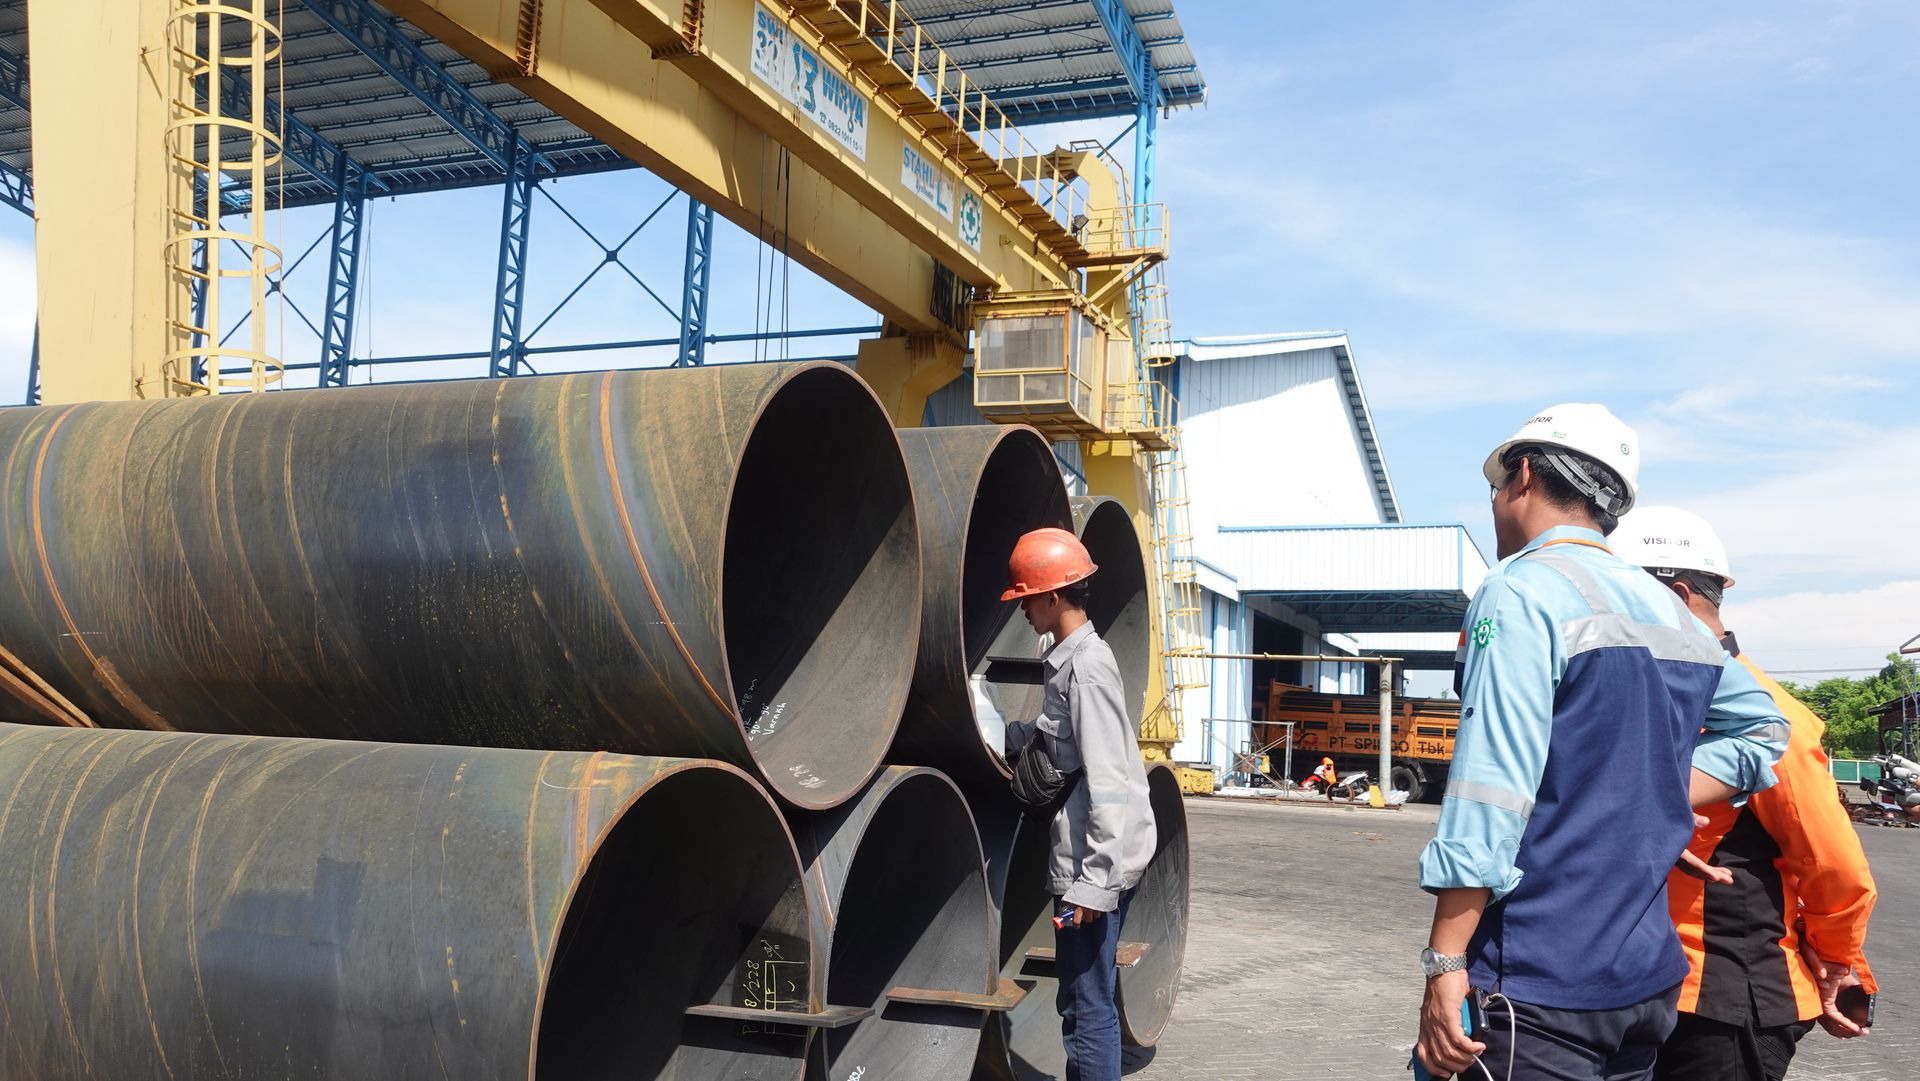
[1177,346,1387,565]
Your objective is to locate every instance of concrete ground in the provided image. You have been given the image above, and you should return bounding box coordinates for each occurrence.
[1123,797,1914,1080]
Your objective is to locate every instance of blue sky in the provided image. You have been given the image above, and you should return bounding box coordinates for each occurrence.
[2,0,1915,679]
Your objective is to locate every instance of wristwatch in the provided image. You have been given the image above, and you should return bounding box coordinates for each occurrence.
[1421,947,1468,979]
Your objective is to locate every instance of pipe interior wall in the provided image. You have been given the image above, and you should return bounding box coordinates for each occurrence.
[0,362,920,810]
[787,766,995,1081]
[891,425,1071,788]
[1071,496,1153,731]
[0,724,814,1081]
[982,495,1153,737]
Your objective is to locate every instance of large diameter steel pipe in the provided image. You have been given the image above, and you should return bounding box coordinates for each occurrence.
[788,766,1000,1080]
[0,363,921,809]
[1072,495,1153,730]
[973,770,1190,1077]
[0,724,820,1080]
[976,494,1152,749]
[1118,762,1192,1047]
[975,806,1065,1081]
[890,425,1071,787]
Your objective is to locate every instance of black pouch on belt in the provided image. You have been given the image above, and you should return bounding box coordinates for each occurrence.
[1009,742,1083,813]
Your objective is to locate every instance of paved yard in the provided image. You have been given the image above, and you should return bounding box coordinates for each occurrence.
[1124,797,1914,1080]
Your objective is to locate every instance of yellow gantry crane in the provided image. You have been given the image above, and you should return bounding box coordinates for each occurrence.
[27,0,1207,767]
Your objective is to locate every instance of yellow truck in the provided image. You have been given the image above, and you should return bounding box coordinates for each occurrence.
[1252,682,1459,802]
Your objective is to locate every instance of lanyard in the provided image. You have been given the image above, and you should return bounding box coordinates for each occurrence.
[1538,537,1611,555]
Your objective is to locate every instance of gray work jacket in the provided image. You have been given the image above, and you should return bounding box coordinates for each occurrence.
[1006,622,1155,912]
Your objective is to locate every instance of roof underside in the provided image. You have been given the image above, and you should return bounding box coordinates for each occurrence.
[1218,524,1489,635]
[894,0,1205,123]
[0,0,1204,210]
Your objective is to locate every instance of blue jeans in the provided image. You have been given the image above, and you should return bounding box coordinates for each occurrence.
[1055,890,1133,1081]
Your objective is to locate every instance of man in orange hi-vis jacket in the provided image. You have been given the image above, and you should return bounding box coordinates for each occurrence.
[1615,507,1878,1081]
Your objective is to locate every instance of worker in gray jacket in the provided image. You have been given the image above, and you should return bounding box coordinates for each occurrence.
[1001,526,1155,1081]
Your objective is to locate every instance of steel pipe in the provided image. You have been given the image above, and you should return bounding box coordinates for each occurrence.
[0,723,820,1080]
[890,425,1071,787]
[788,765,1000,1081]
[1071,495,1153,730]
[0,362,921,809]
[1118,762,1192,1047]
[971,764,1191,1077]
[972,494,1153,751]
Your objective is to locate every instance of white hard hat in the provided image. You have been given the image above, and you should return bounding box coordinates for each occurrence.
[1610,506,1734,588]
[1482,403,1640,516]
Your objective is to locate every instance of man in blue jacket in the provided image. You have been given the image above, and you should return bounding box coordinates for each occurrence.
[1413,404,1789,1081]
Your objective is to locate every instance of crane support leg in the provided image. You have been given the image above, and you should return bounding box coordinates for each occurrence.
[27,0,189,402]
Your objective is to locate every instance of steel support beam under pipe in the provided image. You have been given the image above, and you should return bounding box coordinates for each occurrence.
[0,363,921,810]
[786,766,1006,1079]
[888,425,1071,789]
[0,724,818,1080]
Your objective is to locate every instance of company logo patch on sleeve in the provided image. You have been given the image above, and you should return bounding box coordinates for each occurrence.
[1469,617,1500,648]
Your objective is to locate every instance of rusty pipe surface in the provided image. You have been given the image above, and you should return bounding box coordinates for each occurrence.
[1118,762,1192,1048]
[788,765,996,1081]
[0,723,817,1080]
[0,362,921,809]
[889,426,1071,787]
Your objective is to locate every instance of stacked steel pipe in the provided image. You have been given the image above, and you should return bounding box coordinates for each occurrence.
[0,365,1187,1080]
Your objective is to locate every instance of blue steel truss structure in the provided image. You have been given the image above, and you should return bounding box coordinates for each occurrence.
[0,0,1204,403]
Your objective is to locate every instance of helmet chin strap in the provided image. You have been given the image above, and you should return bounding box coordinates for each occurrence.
[1538,449,1626,516]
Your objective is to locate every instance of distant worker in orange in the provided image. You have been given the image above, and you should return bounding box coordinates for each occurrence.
[1614,507,1878,1081]
[1308,756,1339,798]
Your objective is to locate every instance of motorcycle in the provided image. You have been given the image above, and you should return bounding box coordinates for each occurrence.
[1853,752,1920,827]
[1318,770,1371,802]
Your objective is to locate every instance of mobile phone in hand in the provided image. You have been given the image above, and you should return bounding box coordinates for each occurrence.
[1410,993,1484,1080]
[1836,985,1875,1029]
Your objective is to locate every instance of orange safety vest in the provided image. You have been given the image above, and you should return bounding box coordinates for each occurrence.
[1669,655,1879,1026]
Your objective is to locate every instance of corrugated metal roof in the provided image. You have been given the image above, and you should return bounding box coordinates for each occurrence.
[1211,523,1489,633]
[0,4,26,180]
[0,0,629,210]
[899,0,1205,123]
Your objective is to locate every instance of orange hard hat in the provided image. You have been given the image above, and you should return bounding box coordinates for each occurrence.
[1000,527,1098,601]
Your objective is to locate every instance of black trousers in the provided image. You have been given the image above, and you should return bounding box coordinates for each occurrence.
[1473,985,1681,1081]
[1653,1012,1814,1081]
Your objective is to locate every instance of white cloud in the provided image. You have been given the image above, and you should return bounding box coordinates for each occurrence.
[1729,579,1920,679]
[1673,427,1920,594]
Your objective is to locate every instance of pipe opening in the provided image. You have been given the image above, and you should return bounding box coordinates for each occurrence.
[723,366,921,808]
[1075,500,1152,728]
[965,433,1072,763]
[1118,767,1191,1046]
[536,768,811,1081]
[819,773,991,1077]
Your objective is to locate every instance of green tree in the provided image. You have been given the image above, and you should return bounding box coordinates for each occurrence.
[1779,655,1919,760]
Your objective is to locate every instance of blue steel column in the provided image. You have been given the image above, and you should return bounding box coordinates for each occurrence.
[490,138,537,379]
[318,157,369,388]
[675,198,715,367]
[1133,85,1158,207]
